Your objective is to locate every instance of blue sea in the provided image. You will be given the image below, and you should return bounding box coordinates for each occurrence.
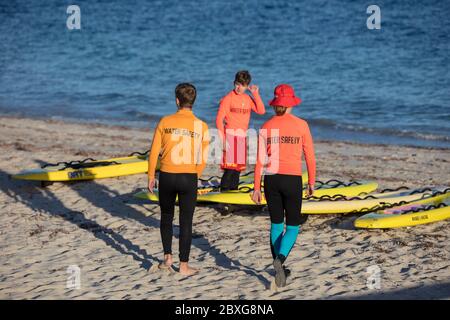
[1,0,449,148]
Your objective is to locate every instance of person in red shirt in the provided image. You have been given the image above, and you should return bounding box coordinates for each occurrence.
[216,70,265,190]
[251,84,316,288]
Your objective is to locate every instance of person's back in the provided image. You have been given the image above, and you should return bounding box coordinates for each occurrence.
[252,84,315,288]
[258,113,315,181]
[151,109,208,175]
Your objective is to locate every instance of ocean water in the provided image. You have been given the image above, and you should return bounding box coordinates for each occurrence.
[0,0,449,148]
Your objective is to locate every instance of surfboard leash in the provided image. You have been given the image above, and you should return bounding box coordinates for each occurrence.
[40,149,150,170]
[348,188,450,214]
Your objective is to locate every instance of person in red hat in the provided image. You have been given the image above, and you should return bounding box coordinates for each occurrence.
[251,84,316,288]
[216,70,265,191]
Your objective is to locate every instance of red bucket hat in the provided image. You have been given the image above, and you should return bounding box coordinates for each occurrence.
[269,84,302,108]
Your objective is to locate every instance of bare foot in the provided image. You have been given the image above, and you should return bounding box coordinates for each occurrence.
[179,262,199,276]
[158,254,173,270]
[164,254,173,266]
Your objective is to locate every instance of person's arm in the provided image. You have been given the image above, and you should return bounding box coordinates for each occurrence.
[215,96,230,145]
[248,85,265,115]
[196,123,210,177]
[302,122,316,187]
[253,128,267,191]
[148,119,163,180]
[251,127,267,204]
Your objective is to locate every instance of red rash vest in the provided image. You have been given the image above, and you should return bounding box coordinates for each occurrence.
[254,113,316,191]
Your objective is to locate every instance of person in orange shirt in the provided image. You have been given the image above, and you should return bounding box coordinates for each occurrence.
[251,84,316,288]
[216,70,265,191]
[148,83,209,276]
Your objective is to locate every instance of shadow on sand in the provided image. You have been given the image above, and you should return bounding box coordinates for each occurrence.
[72,181,271,288]
[335,281,450,300]
[5,161,272,288]
[0,169,157,271]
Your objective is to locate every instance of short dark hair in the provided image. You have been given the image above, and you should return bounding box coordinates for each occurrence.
[234,70,252,86]
[175,83,197,108]
[273,106,287,116]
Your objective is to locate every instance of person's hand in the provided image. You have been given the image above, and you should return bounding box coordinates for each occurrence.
[148,178,156,194]
[306,184,314,197]
[248,85,259,95]
[251,190,262,204]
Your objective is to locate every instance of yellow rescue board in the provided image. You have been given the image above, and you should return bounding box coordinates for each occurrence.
[12,155,153,182]
[354,198,450,229]
[303,188,450,215]
[134,179,376,203]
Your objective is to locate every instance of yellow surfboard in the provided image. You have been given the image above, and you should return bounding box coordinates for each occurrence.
[135,179,257,200]
[12,155,153,182]
[195,181,378,204]
[144,172,308,197]
[191,187,448,215]
[196,171,259,195]
[134,178,376,203]
[303,187,450,215]
[354,198,450,229]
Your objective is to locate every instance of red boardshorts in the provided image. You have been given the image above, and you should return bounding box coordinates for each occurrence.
[221,134,247,172]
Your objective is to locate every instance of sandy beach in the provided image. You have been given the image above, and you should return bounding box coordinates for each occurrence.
[0,115,449,300]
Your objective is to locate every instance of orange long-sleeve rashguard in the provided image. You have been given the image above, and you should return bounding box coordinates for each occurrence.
[254,113,316,191]
[148,109,210,179]
[216,90,265,139]
[216,90,265,171]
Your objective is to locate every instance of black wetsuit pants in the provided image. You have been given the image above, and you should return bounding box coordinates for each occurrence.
[220,169,240,191]
[158,171,197,262]
[264,174,308,226]
[264,174,308,260]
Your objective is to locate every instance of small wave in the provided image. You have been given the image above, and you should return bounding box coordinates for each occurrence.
[123,110,161,122]
[309,118,450,143]
[91,93,127,101]
[308,118,340,127]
